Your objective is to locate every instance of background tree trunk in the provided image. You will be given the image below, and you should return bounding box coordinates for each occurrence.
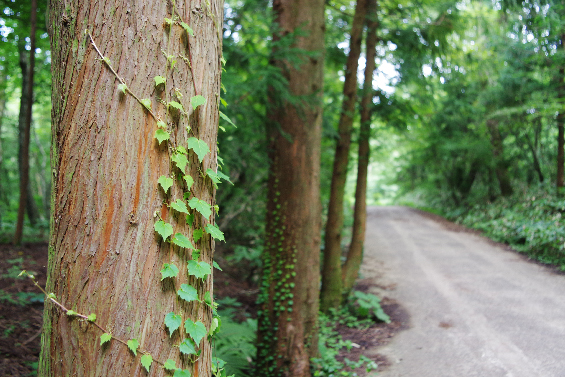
[321,0,368,312]
[342,0,378,293]
[256,0,325,374]
[557,34,565,193]
[487,119,513,197]
[13,0,37,244]
[39,0,223,375]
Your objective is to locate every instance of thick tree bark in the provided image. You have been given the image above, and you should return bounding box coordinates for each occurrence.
[256,0,324,375]
[39,1,223,376]
[487,119,513,197]
[321,0,368,312]
[13,0,38,244]
[342,0,378,293]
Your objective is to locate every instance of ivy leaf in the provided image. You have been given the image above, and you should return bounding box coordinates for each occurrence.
[168,101,184,112]
[191,95,207,110]
[170,199,189,214]
[127,339,139,356]
[188,197,211,219]
[160,263,179,280]
[183,175,194,191]
[164,359,176,371]
[219,111,236,128]
[192,249,201,260]
[155,129,170,144]
[174,369,192,377]
[204,291,212,307]
[220,97,228,108]
[213,261,223,271]
[171,153,189,172]
[158,175,173,193]
[141,354,153,372]
[165,312,182,337]
[205,224,225,242]
[206,169,232,186]
[172,233,194,249]
[179,338,197,356]
[177,283,199,303]
[184,319,207,346]
[100,333,112,346]
[118,83,127,94]
[87,313,97,322]
[154,220,174,241]
[209,317,220,336]
[186,213,194,226]
[177,145,187,155]
[66,310,78,316]
[180,22,194,37]
[193,229,203,243]
[187,137,210,163]
[157,120,167,129]
[140,98,152,111]
[154,75,166,87]
[187,260,211,279]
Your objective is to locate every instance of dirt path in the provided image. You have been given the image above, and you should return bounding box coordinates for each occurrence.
[361,206,565,377]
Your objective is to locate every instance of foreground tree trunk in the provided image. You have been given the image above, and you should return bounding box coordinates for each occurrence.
[13,0,38,245]
[320,0,368,312]
[256,0,324,374]
[342,0,378,293]
[39,1,223,375]
[557,34,565,193]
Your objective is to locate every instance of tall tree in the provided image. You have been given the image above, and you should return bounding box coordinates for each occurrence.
[39,0,223,375]
[321,0,368,312]
[342,0,379,293]
[255,0,325,374]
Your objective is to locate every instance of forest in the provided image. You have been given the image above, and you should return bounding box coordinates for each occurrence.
[1,0,564,376]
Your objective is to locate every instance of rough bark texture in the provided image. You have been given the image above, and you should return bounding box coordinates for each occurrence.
[256,0,325,375]
[14,3,38,244]
[39,0,223,375]
[320,0,367,312]
[557,35,565,193]
[487,119,513,197]
[342,0,378,293]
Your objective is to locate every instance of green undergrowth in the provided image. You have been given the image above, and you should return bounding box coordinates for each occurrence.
[432,185,565,270]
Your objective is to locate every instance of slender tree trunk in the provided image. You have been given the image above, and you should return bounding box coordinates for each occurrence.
[256,0,324,375]
[320,0,368,313]
[13,0,37,245]
[39,0,223,375]
[342,0,378,294]
[557,34,565,193]
[0,74,7,221]
[487,119,513,196]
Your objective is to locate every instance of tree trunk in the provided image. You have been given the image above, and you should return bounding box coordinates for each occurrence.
[557,34,565,193]
[39,1,223,375]
[13,0,38,245]
[486,119,513,197]
[342,0,378,294]
[256,0,324,375]
[0,74,8,217]
[320,0,368,313]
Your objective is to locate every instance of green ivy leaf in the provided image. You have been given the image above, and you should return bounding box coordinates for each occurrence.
[141,354,153,372]
[183,175,194,191]
[154,75,166,87]
[179,338,197,356]
[173,369,192,377]
[220,97,228,108]
[186,213,194,226]
[193,228,203,242]
[155,129,170,144]
[205,224,225,242]
[172,233,194,249]
[127,338,139,356]
[184,319,207,346]
[160,263,179,280]
[177,283,199,303]
[66,310,78,316]
[154,220,174,241]
[190,95,207,110]
[47,292,56,299]
[164,359,176,371]
[118,83,127,94]
[180,22,194,36]
[188,197,211,219]
[140,98,152,111]
[87,313,97,322]
[187,260,211,279]
[158,175,173,193]
[219,111,236,128]
[192,249,201,260]
[209,317,220,336]
[100,333,112,346]
[168,101,184,112]
[213,261,223,271]
[157,120,167,129]
[165,312,182,337]
[170,199,189,214]
[187,137,210,163]
[177,145,187,154]
[204,291,212,307]
[171,153,189,172]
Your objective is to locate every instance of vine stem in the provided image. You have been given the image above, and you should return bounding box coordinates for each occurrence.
[86,31,160,121]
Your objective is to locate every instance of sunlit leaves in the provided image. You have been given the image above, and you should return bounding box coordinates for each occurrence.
[206,168,232,186]
[188,197,211,219]
[184,319,207,346]
[187,137,210,163]
[219,111,236,128]
[172,233,194,249]
[127,338,139,356]
[171,153,188,171]
[158,175,173,193]
[100,333,112,346]
[193,228,203,242]
[165,312,182,337]
[183,175,194,191]
[160,263,179,280]
[141,354,152,372]
[155,129,170,144]
[87,313,97,322]
[187,260,211,279]
[180,22,194,37]
[154,221,173,241]
[177,284,199,303]
[168,101,184,112]
[170,199,189,214]
[164,359,177,371]
[191,95,206,110]
[154,75,166,87]
[118,83,127,94]
[179,338,197,356]
[140,98,152,111]
[205,224,224,241]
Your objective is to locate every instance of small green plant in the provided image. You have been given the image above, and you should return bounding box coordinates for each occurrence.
[348,291,391,324]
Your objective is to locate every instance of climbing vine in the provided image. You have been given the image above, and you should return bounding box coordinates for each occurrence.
[29,1,235,376]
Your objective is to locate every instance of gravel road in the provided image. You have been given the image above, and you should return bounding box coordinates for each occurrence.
[361,206,565,377]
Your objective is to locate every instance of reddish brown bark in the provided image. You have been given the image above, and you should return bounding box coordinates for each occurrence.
[256,0,325,374]
[13,0,37,245]
[342,0,378,293]
[39,1,223,375]
[321,0,368,312]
